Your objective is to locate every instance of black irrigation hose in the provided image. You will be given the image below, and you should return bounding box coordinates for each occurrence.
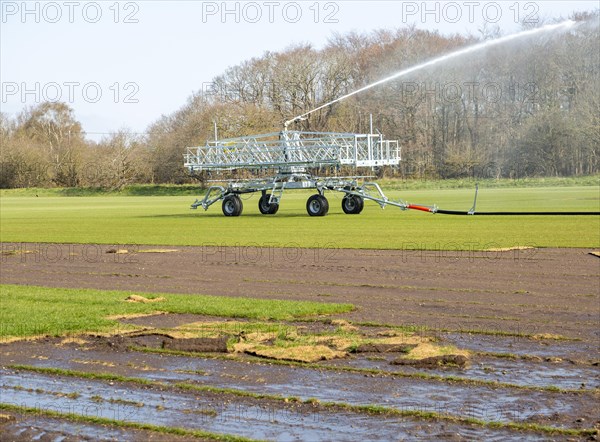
[435,209,600,216]
[407,191,600,214]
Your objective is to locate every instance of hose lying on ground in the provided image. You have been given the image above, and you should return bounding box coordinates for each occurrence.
[407,204,600,216]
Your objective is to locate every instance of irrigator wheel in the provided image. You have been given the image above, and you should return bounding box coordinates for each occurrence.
[222,194,243,216]
[306,194,329,217]
[342,194,364,214]
[258,194,279,215]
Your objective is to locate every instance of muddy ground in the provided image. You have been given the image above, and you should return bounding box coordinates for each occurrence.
[1,243,599,440]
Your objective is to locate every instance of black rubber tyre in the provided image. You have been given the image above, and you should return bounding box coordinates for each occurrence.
[342,194,364,214]
[306,194,329,216]
[222,194,243,216]
[258,194,279,215]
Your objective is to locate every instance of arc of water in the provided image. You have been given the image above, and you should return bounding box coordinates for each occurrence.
[284,20,576,129]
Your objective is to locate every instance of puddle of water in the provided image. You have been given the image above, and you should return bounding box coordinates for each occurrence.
[443,333,599,360]
[4,416,145,441]
[466,357,598,390]
[12,346,588,427]
[323,353,600,390]
[121,355,596,426]
[0,370,393,441]
[4,337,597,433]
[7,338,598,393]
[0,369,549,441]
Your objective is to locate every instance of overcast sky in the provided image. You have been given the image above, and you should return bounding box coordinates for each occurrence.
[1,1,597,140]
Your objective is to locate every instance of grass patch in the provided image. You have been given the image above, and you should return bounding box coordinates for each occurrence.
[1,185,598,249]
[402,342,469,360]
[3,384,81,399]
[237,343,346,363]
[166,319,410,361]
[182,318,433,362]
[0,284,353,339]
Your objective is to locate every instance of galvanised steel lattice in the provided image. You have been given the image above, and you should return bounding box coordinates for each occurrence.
[184,130,400,171]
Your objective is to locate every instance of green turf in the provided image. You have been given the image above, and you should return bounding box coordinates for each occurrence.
[1,176,598,197]
[378,175,600,190]
[0,284,353,338]
[1,186,598,249]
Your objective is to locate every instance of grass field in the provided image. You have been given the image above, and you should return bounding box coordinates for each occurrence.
[0,284,353,339]
[1,185,598,249]
[1,175,598,197]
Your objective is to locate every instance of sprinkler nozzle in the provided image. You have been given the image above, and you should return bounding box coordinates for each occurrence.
[283,116,307,130]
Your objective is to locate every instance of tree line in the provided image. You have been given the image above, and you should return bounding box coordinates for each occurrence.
[1,14,598,188]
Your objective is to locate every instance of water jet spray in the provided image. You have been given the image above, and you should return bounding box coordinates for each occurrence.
[284,20,577,129]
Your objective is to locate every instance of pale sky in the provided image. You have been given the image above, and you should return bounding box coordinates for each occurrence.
[1,1,597,141]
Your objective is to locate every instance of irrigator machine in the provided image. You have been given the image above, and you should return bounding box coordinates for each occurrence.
[184,121,403,216]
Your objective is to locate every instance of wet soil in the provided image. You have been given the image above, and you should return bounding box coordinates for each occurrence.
[1,333,598,437]
[1,366,555,442]
[0,411,210,441]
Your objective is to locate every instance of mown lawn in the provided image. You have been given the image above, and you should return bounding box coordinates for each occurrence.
[1,186,598,249]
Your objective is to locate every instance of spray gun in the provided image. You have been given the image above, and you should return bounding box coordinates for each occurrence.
[283,116,307,131]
